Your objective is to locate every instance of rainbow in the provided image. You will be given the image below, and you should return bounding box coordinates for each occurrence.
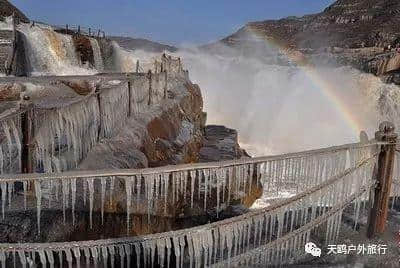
[247,27,365,136]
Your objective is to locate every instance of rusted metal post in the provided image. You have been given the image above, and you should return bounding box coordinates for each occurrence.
[367,121,398,238]
[21,102,34,174]
[147,70,152,105]
[164,71,167,99]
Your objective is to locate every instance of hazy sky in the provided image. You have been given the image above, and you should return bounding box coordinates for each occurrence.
[10,0,335,46]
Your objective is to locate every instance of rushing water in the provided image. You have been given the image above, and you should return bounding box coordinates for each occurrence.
[180,48,394,156]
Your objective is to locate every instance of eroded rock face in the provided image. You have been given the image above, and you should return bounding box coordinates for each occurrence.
[199,125,249,162]
[72,35,95,67]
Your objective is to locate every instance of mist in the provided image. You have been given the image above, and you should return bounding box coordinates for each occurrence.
[177,44,382,156]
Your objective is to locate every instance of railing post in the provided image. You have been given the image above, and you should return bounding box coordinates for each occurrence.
[97,29,100,38]
[96,88,102,139]
[66,24,69,33]
[78,25,81,34]
[89,28,91,36]
[147,70,152,106]
[367,121,398,238]
[164,71,168,99]
[136,60,139,73]
[127,76,132,117]
[21,100,34,174]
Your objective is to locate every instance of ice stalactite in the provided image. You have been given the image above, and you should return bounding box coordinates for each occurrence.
[99,85,129,138]
[34,96,100,174]
[34,180,42,234]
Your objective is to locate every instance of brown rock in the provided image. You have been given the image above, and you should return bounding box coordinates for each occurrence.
[0,82,23,101]
[60,79,95,95]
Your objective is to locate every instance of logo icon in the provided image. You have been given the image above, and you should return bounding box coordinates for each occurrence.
[305,242,322,257]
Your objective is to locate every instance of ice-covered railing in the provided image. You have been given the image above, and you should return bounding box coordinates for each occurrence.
[0,72,183,176]
[0,141,375,229]
[0,142,378,267]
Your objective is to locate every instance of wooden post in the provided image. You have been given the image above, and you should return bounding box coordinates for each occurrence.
[128,78,132,117]
[21,103,34,174]
[147,70,152,106]
[96,91,102,139]
[164,71,167,99]
[136,60,139,73]
[367,121,398,238]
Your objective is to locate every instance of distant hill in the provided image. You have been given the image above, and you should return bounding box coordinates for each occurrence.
[0,0,29,22]
[216,0,400,50]
[109,36,177,53]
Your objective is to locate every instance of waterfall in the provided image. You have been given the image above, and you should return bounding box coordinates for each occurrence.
[111,41,158,73]
[18,23,97,76]
[89,38,104,71]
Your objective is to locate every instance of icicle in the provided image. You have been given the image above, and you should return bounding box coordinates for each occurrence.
[203,169,209,210]
[65,249,73,268]
[10,119,21,172]
[109,176,115,205]
[0,146,3,174]
[125,177,132,232]
[165,238,172,268]
[163,173,169,215]
[7,182,12,209]
[83,178,87,206]
[118,245,125,268]
[72,248,80,268]
[108,246,115,268]
[101,177,106,225]
[71,178,76,225]
[188,234,195,268]
[101,247,108,267]
[87,178,94,229]
[172,237,181,268]
[227,167,233,205]
[136,175,142,209]
[90,247,99,267]
[2,121,12,172]
[216,169,220,217]
[0,182,5,219]
[18,251,27,268]
[124,244,131,268]
[34,180,42,234]
[61,179,69,224]
[157,239,166,268]
[190,170,196,209]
